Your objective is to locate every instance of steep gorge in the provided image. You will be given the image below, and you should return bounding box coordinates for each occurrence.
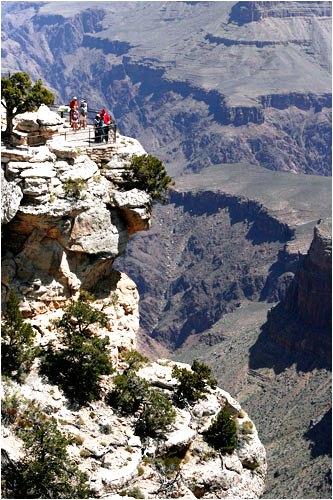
[2,1,332,176]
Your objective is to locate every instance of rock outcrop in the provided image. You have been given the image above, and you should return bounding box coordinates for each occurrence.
[255,219,332,364]
[11,104,63,146]
[1,114,267,498]
[1,106,151,316]
[229,1,332,25]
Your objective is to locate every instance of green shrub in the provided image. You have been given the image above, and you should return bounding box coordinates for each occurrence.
[120,349,149,373]
[203,407,237,454]
[135,389,176,438]
[107,373,175,437]
[1,391,24,425]
[63,178,87,199]
[40,293,113,405]
[107,373,150,415]
[1,291,39,381]
[172,359,217,407]
[137,465,144,476]
[119,486,145,499]
[155,454,182,479]
[241,420,254,435]
[124,154,173,201]
[2,402,91,498]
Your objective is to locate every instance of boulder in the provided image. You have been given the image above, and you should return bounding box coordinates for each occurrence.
[48,139,83,159]
[29,145,57,163]
[22,178,50,197]
[36,104,63,127]
[59,157,98,182]
[163,426,196,453]
[14,112,40,132]
[14,105,62,134]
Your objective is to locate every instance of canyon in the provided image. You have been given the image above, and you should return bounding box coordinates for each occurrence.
[1,1,332,498]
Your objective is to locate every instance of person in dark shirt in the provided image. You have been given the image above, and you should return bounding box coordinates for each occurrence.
[94,114,103,143]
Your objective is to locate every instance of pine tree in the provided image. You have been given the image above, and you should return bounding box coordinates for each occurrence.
[203,407,238,453]
[135,389,176,437]
[172,359,217,407]
[2,402,91,498]
[41,293,113,405]
[124,154,173,201]
[1,291,39,381]
[1,72,54,140]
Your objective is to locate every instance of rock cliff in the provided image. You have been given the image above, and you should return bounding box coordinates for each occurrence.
[251,219,332,366]
[1,105,150,319]
[1,107,266,499]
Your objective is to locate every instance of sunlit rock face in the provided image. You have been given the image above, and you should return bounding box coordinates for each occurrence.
[1,106,152,315]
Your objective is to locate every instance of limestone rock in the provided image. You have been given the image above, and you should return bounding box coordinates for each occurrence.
[113,189,151,209]
[112,189,151,233]
[14,112,40,132]
[68,205,128,256]
[29,145,57,163]
[59,157,98,182]
[14,104,62,132]
[48,139,83,159]
[1,136,266,499]
[36,104,63,127]
[1,146,34,163]
[20,164,56,178]
[22,178,50,197]
[1,170,23,224]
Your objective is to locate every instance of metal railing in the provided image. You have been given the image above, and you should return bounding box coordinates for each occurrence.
[61,123,117,146]
[1,104,118,147]
[49,104,118,145]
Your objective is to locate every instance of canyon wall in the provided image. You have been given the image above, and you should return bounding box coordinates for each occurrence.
[1,1,331,176]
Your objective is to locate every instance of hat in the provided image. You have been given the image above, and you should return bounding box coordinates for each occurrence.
[73,96,77,99]
[96,114,100,117]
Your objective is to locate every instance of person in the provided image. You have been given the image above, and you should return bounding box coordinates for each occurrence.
[71,108,79,131]
[79,99,88,129]
[102,110,111,143]
[94,114,103,143]
[69,96,79,125]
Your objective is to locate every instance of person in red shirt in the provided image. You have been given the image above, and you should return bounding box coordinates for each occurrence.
[69,96,79,126]
[104,110,111,143]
